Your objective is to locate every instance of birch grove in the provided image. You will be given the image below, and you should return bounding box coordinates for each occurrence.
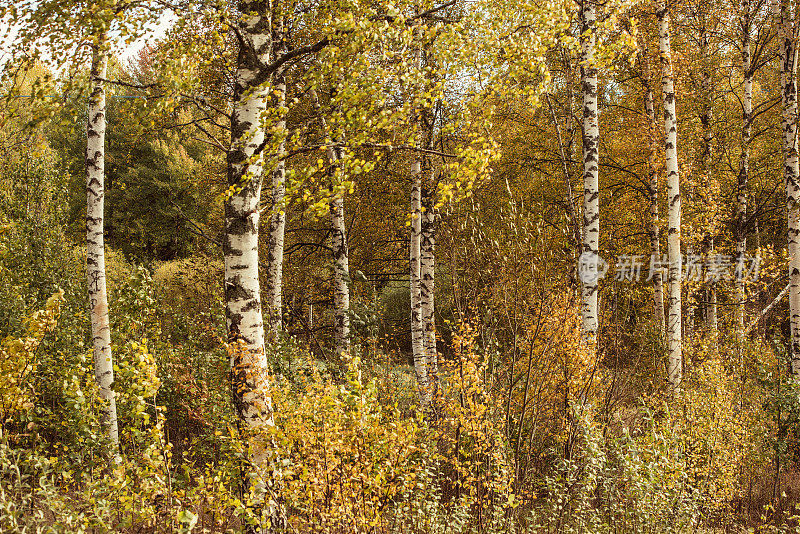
[657,0,682,390]
[12,0,800,530]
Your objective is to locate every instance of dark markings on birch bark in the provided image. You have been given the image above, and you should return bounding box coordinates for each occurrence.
[658,0,682,391]
[777,0,800,374]
[224,3,286,529]
[309,87,351,357]
[421,179,438,405]
[86,38,120,462]
[580,0,600,350]
[638,29,666,333]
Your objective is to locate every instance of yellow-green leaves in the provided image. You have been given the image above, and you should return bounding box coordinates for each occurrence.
[0,289,63,421]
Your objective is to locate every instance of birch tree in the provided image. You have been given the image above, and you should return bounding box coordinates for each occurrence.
[735,0,753,337]
[657,0,682,390]
[6,0,162,460]
[309,87,350,357]
[638,26,665,333]
[410,158,430,405]
[85,30,120,459]
[777,0,800,374]
[264,35,287,337]
[420,182,438,395]
[580,0,600,351]
[409,25,436,408]
[223,2,290,527]
[698,18,718,333]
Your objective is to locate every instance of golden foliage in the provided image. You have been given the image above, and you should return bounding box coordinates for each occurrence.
[0,289,63,421]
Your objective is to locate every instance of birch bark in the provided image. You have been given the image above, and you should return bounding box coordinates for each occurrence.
[735,0,752,337]
[410,164,430,405]
[699,25,717,334]
[657,0,682,390]
[330,195,350,358]
[639,30,665,334]
[264,63,287,336]
[580,0,600,351]
[309,88,351,356]
[778,0,800,373]
[420,182,437,396]
[86,38,120,459]
[224,2,284,527]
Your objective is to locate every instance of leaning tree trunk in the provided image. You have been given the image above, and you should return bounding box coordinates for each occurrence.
[639,29,665,335]
[658,0,682,391]
[309,88,351,356]
[410,163,430,406]
[225,2,284,529]
[86,38,120,461]
[778,0,800,374]
[735,0,752,339]
[420,182,438,397]
[580,0,600,352]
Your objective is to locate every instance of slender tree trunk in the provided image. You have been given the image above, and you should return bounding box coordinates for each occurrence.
[330,194,350,356]
[264,24,286,338]
[580,0,600,351]
[264,51,287,337]
[309,88,351,356]
[639,30,665,334]
[86,38,120,460]
[225,3,284,528]
[778,0,800,374]
[707,282,718,331]
[658,0,682,390]
[410,165,430,405]
[736,1,752,338]
[421,183,437,396]
[699,25,718,334]
[410,28,434,407]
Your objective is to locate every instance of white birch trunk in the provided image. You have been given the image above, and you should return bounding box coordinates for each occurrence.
[778,0,800,373]
[309,88,351,356]
[707,282,718,331]
[330,195,350,356]
[420,184,437,395]
[264,70,287,336]
[658,0,682,390]
[225,3,284,527]
[86,39,120,460]
[410,166,430,406]
[639,32,666,334]
[735,1,752,338]
[699,27,718,334]
[580,0,600,351]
